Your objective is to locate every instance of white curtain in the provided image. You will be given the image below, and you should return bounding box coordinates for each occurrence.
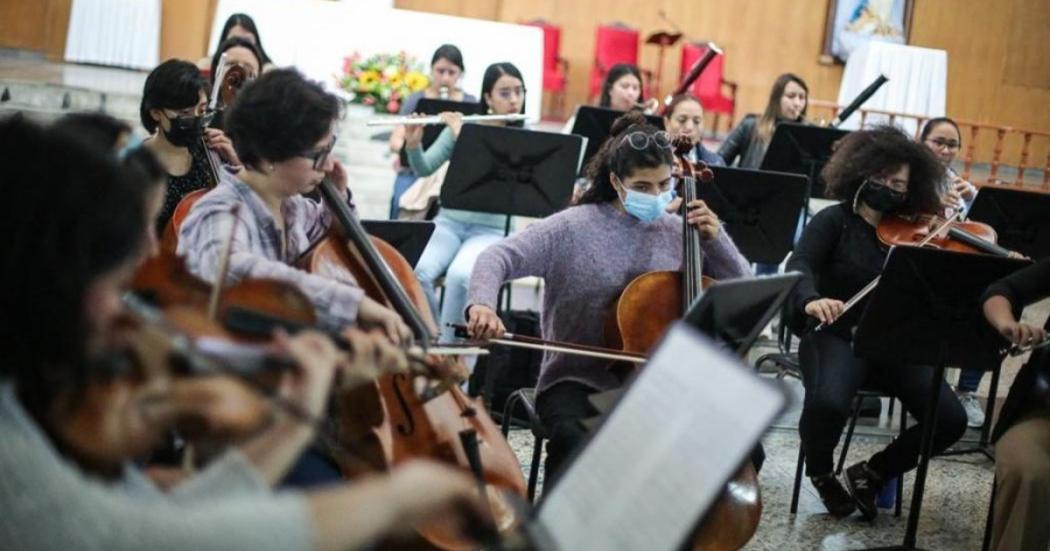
[836,41,947,136]
[64,0,160,70]
[210,0,545,121]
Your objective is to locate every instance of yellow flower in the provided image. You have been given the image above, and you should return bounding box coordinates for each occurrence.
[405,71,429,92]
[386,73,403,89]
[358,70,381,91]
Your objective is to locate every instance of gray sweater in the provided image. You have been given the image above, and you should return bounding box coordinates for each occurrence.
[0,383,313,551]
[468,202,752,394]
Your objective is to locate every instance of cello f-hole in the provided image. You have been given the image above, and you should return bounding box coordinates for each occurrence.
[391,373,417,436]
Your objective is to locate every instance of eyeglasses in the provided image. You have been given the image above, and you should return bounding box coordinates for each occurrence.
[299,137,337,170]
[621,130,672,151]
[927,138,960,151]
[866,178,907,198]
[494,86,526,100]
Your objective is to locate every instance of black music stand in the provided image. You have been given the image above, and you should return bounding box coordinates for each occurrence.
[760,122,850,205]
[442,124,586,228]
[701,166,809,265]
[361,220,434,268]
[570,105,665,168]
[968,186,1050,260]
[852,247,1028,551]
[398,98,482,167]
[683,273,802,356]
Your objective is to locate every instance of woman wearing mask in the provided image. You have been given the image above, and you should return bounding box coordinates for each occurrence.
[140,59,241,233]
[465,111,751,482]
[785,126,967,521]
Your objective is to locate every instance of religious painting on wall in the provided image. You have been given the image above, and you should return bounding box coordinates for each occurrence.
[821,0,915,63]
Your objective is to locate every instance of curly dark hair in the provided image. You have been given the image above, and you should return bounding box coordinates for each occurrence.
[577,110,674,205]
[821,125,944,215]
[0,115,147,408]
[225,68,340,170]
[139,59,208,133]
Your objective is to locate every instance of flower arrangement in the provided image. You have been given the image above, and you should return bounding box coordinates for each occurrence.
[337,51,429,114]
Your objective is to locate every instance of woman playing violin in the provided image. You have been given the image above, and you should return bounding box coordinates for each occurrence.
[466,111,751,483]
[140,59,241,233]
[785,125,967,520]
[662,93,724,167]
[0,116,493,551]
[177,68,411,342]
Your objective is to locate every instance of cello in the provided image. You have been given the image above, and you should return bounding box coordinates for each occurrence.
[605,140,762,551]
[300,179,527,550]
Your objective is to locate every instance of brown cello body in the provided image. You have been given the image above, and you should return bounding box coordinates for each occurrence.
[299,186,526,550]
[605,153,762,551]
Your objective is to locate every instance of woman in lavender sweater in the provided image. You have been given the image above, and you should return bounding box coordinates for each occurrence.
[465,112,752,482]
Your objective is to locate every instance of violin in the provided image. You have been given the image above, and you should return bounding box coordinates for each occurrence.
[876,213,1010,257]
[814,210,1012,332]
[603,141,762,551]
[300,178,527,550]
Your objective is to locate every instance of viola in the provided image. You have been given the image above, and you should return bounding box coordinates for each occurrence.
[876,213,1010,257]
[814,211,1012,333]
[300,178,527,550]
[603,141,762,551]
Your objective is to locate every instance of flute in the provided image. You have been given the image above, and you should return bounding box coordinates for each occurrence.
[365,113,528,127]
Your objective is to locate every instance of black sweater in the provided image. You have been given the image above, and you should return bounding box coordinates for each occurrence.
[985,258,1050,441]
[786,203,889,339]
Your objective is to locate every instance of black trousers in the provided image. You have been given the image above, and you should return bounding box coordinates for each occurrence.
[535,381,597,489]
[535,380,767,491]
[798,330,968,478]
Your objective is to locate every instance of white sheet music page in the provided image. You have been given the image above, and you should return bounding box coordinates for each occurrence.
[535,323,786,551]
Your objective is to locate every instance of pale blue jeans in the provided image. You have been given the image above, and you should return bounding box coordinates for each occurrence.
[414,213,504,341]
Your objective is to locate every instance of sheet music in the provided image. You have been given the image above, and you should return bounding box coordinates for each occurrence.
[535,324,787,551]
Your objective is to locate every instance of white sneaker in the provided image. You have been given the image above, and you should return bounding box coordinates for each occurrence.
[957,391,985,428]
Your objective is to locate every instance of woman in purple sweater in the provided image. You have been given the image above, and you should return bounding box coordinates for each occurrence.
[465,112,752,483]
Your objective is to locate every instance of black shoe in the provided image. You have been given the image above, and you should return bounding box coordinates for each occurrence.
[810,473,856,518]
[845,461,884,521]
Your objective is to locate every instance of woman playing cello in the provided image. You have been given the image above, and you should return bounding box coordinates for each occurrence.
[785,125,967,520]
[466,111,751,483]
[177,68,410,342]
[0,116,493,551]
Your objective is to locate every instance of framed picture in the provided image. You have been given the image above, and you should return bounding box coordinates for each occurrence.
[821,0,915,64]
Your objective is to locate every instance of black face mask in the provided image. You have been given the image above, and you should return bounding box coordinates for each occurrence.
[162,114,204,147]
[859,180,907,213]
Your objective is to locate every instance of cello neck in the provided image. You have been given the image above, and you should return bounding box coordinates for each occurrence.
[681,173,704,307]
[316,179,432,344]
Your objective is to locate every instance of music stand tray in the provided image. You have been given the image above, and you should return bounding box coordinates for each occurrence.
[570,105,665,168]
[398,98,482,167]
[442,124,586,219]
[701,166,809,265]
[361,220,435,268]
[852,246,1028,550]
[760,122,849,201]
[968,186,1050,260]
[683,273,802,356]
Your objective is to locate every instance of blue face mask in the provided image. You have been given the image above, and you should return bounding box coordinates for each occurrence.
[621,188,676,222]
